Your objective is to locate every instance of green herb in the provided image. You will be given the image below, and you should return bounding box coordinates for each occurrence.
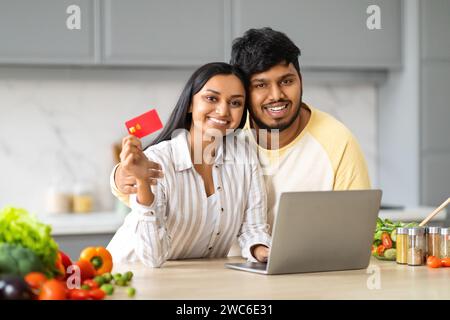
[0,243,46,276]
[0,206,59,275]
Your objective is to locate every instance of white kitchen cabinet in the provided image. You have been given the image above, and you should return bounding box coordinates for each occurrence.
[101,0,228,66]
[0,0,403,68]
[230,0,402,69]
[0,0,98,64]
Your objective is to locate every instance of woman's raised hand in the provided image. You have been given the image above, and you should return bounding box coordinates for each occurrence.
[120,135,163,184]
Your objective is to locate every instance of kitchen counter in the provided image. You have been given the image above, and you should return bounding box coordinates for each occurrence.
[37,211,125,236]
[378,207,447,222]
[110,257,450,300]
[37,207,447,236]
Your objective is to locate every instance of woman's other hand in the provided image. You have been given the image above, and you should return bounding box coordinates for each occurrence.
[120,135,163,183]
[251,245,269,263]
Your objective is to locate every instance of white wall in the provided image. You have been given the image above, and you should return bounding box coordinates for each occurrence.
[378,0,420,206]
[0,66,378,214]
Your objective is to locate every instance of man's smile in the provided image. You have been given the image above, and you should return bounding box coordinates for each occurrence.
[263,101,290,119]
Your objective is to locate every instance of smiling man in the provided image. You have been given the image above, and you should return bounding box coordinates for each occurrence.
[230,27,371,228]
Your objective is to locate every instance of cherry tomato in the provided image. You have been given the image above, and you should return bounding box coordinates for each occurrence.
[68,289,90,300]
[24,272,47,290]
[88,288,106,300]
[381,232,393,249]
[427,256,442,268]
[441,257,450,267]
[376,245,386,257]
[38,279,67,300]
[83,279,99,289]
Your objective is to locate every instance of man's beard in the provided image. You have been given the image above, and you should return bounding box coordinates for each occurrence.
[250,100,302,132]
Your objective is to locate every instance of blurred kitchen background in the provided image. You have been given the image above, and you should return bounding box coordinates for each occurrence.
[0,0,449,256]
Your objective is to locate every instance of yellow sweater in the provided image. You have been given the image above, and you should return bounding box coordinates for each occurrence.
[247,103,371,228]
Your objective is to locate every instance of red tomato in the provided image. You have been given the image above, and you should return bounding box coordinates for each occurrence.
[89,288,106,300]
[381,232,393,249]
[376,245,386,257]
[427,256,442,268]
[24,272,47,290]
[73,260,96,281]
[441,257,450,267]
[38,279,67,300]
[68,289,90,300]
[83,279,99,289]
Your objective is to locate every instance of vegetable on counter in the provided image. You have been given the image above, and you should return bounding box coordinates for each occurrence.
[0,206,59,276]
[426,256,450,269]
[38,279,67,300]
[72,260,96,281]
[372,218,418,261]
[0,206,136,300]
[58,250,73,279]
[79,246,113,275]
[0,243,46,276]
[0,274,34,300]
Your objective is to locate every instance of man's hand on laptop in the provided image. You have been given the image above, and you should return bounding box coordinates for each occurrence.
[251,245,269,263]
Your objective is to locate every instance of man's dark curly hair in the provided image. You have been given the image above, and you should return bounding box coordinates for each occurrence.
[230,27,301,77]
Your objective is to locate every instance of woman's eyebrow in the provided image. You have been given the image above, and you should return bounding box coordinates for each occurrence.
[205,89,243,99]
[205,89,221,95]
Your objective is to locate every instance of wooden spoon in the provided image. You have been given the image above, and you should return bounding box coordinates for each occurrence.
[419,197,450,226]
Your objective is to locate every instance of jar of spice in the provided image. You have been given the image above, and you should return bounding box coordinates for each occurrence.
[440,228,450,258]
[396,227,409,264]
[72,182,94,213]
[427,227,441,258]
[407,227,426,266]
[45,178,72,214]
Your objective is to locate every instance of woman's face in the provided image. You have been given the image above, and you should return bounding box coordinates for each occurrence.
[190,74,246,137]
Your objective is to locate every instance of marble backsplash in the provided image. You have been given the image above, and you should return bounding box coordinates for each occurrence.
[0,67,377,214]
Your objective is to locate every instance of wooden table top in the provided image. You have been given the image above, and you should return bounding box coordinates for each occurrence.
[110,257,450,300]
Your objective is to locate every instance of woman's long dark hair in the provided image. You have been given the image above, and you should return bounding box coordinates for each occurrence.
[148,62,249,148]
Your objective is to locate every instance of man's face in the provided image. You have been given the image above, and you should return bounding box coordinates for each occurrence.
[248,62,302,131]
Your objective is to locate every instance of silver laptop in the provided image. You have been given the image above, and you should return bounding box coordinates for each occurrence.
[225,190,382,275]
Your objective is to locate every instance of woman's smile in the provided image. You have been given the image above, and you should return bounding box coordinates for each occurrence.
[206,116,230,127]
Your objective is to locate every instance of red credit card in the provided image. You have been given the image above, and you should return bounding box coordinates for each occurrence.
[125,109,163,138]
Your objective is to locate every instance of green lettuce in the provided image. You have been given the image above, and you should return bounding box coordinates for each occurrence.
[0,206,59,274]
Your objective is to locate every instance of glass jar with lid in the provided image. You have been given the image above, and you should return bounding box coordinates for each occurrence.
[407,227,426,266]
[72,181,94,213]
[440,228,450,259]
[396,227,409,264]
[427,227,441,258]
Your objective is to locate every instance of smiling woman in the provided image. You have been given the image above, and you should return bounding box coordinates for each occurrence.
[107,62,272,268]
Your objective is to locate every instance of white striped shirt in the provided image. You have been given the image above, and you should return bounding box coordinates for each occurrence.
[107,130,271,268]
